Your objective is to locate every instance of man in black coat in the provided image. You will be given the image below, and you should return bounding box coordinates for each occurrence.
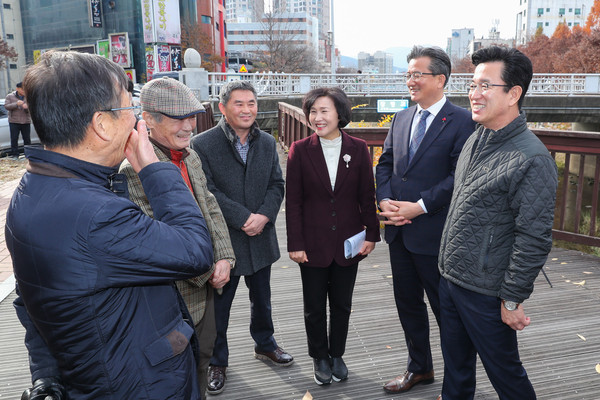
[191,80,293,395]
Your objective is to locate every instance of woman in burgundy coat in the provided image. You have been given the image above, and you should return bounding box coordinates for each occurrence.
[285,87,380,385]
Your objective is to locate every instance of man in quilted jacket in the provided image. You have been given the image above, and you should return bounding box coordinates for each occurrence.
[437,46,558,400]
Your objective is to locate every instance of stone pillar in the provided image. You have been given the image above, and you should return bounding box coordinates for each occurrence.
[179,48,209,101]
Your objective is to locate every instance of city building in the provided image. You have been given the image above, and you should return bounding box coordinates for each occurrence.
[447,28,474,61]
[15,0,225,82]
[271,0,330,61]
[469,26,515,55]
[516,0,593,44]
[357,51,393,74]
[197,0,227,72]
[226,0,264,23]
[0,0,27,96]
[227,11,318,71]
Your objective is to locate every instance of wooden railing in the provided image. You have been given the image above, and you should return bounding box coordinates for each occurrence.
[278,102,600,248]
[196,102,216,133]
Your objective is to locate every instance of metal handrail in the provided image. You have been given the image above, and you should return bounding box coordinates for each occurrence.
[210,73,596,99]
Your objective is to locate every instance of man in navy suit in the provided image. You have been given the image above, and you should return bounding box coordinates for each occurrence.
[376,46,476,394]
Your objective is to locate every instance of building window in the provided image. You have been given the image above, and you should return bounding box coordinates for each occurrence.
[546,8,550,12]
[574,22,580,26]
[575,8,581,15]
[559,8,565,16]
[3,3,11,9]
[216,22,220,31]
[537,8,544,15]
[6,33,13,39]
[201,15,212,24]
[537,22,543,28]
[545,22,549,26]
[569,8,573,12]
[9,64,17,69]
[568,22,572,26]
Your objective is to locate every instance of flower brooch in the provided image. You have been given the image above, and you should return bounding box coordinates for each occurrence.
[343,154,351,168]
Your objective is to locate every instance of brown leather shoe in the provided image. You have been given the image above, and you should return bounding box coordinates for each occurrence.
[383,370,435,393]
[207,365,226,395]
[254,346,294,366]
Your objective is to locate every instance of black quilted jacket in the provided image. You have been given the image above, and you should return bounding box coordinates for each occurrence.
[439,113,558,303]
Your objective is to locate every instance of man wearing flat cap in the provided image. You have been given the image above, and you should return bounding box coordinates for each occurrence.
[119,77,236,398]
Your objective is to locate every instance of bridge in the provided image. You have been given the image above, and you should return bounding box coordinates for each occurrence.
[205,72,600,130]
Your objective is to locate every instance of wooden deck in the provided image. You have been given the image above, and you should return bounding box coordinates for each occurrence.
[1,150,599,399]
[1,231,599,399]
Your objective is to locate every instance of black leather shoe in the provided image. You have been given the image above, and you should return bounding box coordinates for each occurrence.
[331,357,348,381]
[254,346,294,366]
[207,365,226,395]
[313,358,332,385]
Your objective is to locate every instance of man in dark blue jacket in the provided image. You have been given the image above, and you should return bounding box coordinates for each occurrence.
[7,51,214,399]
[376,46,475,394]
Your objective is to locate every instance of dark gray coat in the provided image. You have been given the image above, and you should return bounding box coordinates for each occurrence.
[191,118,284,276]
[439,113,558,303]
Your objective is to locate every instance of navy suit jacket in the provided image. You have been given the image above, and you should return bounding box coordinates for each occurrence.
[286,131,380,268]
[375,100,475,256]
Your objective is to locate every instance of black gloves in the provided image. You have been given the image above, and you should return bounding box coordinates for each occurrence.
[21,377,66,400]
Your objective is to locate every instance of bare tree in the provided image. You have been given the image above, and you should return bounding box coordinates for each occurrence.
[180,19,224,72]
[253,10,319,73]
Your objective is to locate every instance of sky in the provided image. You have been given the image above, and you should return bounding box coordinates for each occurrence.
[333,0,519,58]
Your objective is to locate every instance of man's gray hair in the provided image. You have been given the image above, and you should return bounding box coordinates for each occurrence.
[219,80,257,105]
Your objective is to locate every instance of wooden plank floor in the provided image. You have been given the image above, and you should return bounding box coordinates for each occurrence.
[1,149,599,399]
[1,231,599,399]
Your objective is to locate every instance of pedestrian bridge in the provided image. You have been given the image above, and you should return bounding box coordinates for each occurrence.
[206,72,600,127]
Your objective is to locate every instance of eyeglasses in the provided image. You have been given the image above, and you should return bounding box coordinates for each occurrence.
[100,105,141,112]
[467,82,510,94]
[405,71,437,81]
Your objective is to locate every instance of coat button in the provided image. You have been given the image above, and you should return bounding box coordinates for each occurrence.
[330,199,335,203]
[332,211,336,217]
[402,177,408,182]
[332,226,336,231]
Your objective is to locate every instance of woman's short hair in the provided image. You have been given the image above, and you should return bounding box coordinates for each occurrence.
[302,87,352,129]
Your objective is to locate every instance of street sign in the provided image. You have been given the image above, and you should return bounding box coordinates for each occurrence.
[377,99,409,113]
[239,64,248,73]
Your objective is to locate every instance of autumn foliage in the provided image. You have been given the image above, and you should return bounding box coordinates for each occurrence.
[518,2,600,73]
[0,39,18,70]
[453,2,600,74]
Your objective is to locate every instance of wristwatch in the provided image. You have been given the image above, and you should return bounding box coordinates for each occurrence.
[502,300,519,311]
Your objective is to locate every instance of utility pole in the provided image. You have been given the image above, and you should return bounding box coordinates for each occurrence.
[330,0,335,76]
[0,4,10,96]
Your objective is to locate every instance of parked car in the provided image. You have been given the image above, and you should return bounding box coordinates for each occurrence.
[0,98,40,156]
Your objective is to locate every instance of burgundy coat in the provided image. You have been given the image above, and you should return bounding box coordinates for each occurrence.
[286,131,380,268]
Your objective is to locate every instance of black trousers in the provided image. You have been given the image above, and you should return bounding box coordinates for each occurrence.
[210,266,277,367]
[196,287,216,398]
[388,232,441,374]
[300,261,358,360]
[9,123,30,156]
[439,277,536,400]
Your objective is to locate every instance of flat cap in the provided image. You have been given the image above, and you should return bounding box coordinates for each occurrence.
[140,77,204,119]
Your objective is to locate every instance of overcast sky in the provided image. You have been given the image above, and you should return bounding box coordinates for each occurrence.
[332,0,519,57]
